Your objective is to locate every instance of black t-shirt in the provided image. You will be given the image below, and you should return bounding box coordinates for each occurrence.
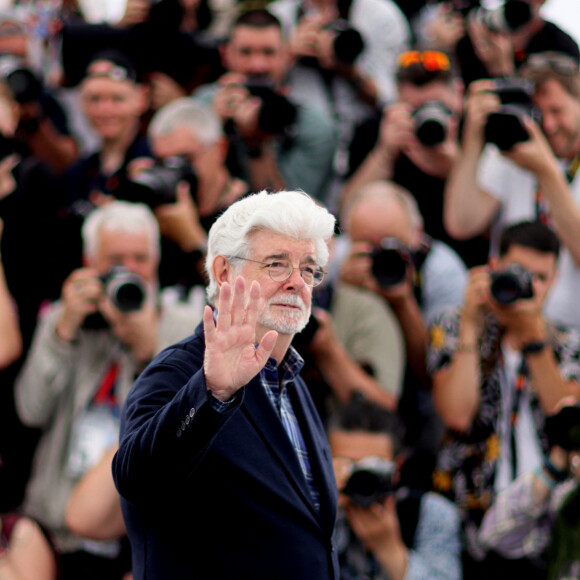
[346,111,489,268]
[456,19,580,87]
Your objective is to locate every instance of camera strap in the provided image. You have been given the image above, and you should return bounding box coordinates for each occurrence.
[498,349,529,484]
[534,153,580,224]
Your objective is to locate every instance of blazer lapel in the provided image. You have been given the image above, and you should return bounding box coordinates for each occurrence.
[241,377,322,522]
[289,379,338,532]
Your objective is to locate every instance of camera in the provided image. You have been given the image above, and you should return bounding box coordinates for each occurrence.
[489,263,534,305]
[471,0,533,34]
[101,266,147,312]
[371,238,413,288]
[413,101,452,147]
[484,78,540,151]
[324,20,365,65]
[126,156,198,209]
[545,405,580,452]
[342,457,396,508]
[0,56,43,104]
[244,77,298,135]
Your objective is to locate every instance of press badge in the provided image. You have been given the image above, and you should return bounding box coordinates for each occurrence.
[67,403,120,479]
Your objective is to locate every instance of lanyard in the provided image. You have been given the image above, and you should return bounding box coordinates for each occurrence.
[535,153,580,222]
[499,349,528,482]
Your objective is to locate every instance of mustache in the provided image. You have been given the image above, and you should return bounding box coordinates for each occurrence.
[266,293,307,311]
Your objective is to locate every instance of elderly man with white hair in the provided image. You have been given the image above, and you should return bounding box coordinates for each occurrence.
[15,200,201,579]
[114,189,340,580]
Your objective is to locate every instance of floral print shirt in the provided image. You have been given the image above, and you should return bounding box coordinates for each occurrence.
[427,306,580,558]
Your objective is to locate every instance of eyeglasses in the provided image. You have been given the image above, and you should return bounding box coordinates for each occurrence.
[229,257,325,287]
[523,52,579,76]
[397,50,451,72]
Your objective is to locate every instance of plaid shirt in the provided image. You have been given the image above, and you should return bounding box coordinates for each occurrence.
[208,345,321,513]
[261,347,321,513]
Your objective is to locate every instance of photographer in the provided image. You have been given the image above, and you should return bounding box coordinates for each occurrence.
[419,0,579,86]
[268,0,410,207]
[193,9,337,204]
[339,181,466,467]
[444,53,580,329]
[134,97,249,289]
[479,398,580,579]
[427,220,580,579]
[341,47,489,268]
[14,201,202,579]
[329,393,462,580]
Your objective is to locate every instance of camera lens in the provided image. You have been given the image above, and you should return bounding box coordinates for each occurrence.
[490,264,534,305]
[413,101,451,147]
[102,267,146,312]
[371,238,410,288]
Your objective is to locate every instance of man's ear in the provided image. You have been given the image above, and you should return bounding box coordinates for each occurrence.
[212,255,231,289]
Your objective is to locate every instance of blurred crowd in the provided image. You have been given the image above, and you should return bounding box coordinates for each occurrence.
[1,0,580,578]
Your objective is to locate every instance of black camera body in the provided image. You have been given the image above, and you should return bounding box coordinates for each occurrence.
[101,266,147,312]
[342,457,395,508]
[545,405,580,452]
[244,77,297,135]
[484,78,540,151]
[0,55,43,104]
[371,238,413,289]
[490,263,534,305]
[413,101,452,147]
[127,156,198,209]
[325,19,365,65]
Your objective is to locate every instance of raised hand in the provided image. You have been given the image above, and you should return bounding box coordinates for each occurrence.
[203,276,278,402]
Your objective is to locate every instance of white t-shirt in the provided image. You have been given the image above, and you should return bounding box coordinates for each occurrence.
[478,145,580,329]
[495,342,543,493]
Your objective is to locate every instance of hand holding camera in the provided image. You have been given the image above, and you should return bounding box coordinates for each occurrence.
[57,267,104,341]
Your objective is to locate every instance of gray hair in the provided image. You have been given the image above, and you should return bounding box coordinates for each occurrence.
[341,180,424,232]
[82,201,160,264]
[205,190,336,305]
[148,97,223,146]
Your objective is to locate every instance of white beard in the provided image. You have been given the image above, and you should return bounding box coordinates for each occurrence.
[259,292,311,335]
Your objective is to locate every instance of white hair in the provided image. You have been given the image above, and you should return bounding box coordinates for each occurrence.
[205,190,336,305]
[341,180,424,233]
[148,97,223,146]
[82,201,160,264]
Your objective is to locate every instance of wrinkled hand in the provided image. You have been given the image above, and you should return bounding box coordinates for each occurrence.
[203,276,278,402]
[57,268,103,341]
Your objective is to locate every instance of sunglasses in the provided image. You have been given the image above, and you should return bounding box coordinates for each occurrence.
[524,52,579,76]
[397,50,451,72]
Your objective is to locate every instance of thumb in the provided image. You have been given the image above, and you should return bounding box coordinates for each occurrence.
[255,329,278,366]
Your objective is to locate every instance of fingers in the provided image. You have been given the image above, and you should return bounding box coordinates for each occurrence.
[255,329,278,366]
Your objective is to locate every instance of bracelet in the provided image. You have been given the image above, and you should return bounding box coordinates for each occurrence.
[534,466,557,490]
[455,343,479,353]
[521,340,548,355]
[543,457,569,483]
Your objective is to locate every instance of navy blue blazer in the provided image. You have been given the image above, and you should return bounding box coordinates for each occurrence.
[113,322,339,580]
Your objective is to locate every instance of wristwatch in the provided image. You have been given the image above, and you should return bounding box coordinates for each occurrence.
[521,340,548,355]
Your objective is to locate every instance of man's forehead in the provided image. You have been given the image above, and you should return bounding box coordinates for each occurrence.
[231,25,282,47]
